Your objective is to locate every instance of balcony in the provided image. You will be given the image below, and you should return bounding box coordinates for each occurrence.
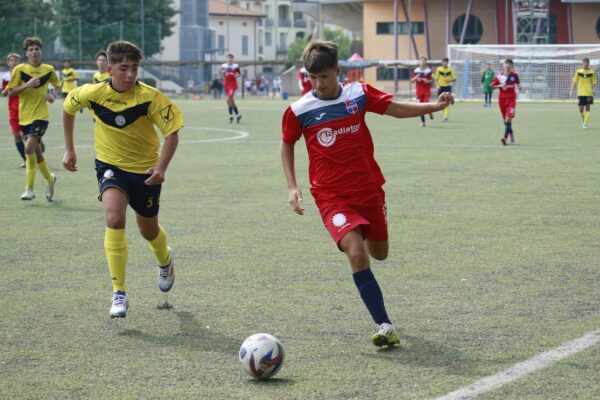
[293,19,307,28]
[279,19,291,28]
[265,18,274,28]
[276,45,288,54]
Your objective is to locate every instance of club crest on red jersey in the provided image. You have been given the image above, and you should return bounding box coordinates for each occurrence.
[345,99,358,115]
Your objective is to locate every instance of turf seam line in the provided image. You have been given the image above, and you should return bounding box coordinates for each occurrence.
[432,329,600,400]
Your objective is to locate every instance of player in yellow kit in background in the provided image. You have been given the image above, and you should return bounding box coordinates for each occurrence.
[570,57,597,129]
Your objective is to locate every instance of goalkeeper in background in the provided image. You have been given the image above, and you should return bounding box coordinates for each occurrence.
[481,63,494,107]
[569,57,596,130]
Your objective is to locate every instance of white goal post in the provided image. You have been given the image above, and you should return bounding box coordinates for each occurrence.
[448,44,600,101]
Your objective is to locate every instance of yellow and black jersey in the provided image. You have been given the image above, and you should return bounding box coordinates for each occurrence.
[93,71,110,84]
[61,67,78,93]
[573,68,596,97]
[64,81,184,174]
[7,63,61,125]
[434,66,456,87]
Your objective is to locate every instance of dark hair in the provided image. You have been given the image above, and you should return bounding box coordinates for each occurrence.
[302,41,338,73]
[442,57,449,62]
[226,53,234,58]
[107,40,142,64]
[23,36,42,51]
[583,57,590,63]
[95,50,107,60]
[420,56,428,61]
[504,58,514,65]
[63,59,71,63]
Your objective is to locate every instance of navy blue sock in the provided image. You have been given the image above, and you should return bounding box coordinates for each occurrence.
[352,269,391,325]
[420,115,425,123]
[228,107,233,115]
[233,107,239,115]
[16,141,25,160]
[504,121,511,139]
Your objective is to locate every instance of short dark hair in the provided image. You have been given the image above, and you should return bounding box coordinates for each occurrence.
[23,36,42,51]
[107,40,142,65]
[63,59,71,63]
[583,57,590,63]
[442,57,449,62]
[95,50,107,60]
[302,41,338,73]
[504,58,514,65]
[226,53,234,58]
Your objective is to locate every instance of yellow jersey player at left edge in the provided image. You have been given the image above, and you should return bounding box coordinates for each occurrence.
[62,40,184,318]
[7,36,60,201]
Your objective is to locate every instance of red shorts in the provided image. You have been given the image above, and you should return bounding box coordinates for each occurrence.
[8,107,20,135]
[225,86,237,98]
[316,196,388,247]
[416,91,431,103]
[499,96,516,119]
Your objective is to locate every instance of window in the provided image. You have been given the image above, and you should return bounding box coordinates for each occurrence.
[278,5,289,20]
[265,32,272,46]
[218,35,225,54]
[377,67,410,81]
[242,35,249,56]
[265,5,271,17]
[452,14,483,44]
[376,21,424,35]
[296,32,304,39]
[293,11,303,21]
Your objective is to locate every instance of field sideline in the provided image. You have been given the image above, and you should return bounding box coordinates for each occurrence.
[1,98,599,399]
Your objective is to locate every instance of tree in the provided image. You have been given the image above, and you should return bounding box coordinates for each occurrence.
[0,0,56,56]
[324,27,352,60]
[53,0,178,59]
[286,38,309,68]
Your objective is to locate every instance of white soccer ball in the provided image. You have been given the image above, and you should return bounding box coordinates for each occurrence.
[239,333,285,379]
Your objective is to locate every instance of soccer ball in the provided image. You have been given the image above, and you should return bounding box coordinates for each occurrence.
[239,333,285,379]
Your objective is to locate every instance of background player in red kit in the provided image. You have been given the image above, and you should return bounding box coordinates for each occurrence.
[281,41,453,348]
[2,53,26,166]
[410,56,434,127]
[221,53,242,123]
[297,66,313,95]
[491,58,522,145]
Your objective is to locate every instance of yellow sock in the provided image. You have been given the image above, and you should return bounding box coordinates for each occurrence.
[37,159,52,183]
[25,153,36,189]
[104,228,128,292]
[148,225,171,266]
[584,111,590,124]
[444,107,449,119]
[581,112,585,120]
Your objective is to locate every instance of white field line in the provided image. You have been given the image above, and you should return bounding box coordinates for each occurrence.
[0,126,250,151]
[433,329,600,400]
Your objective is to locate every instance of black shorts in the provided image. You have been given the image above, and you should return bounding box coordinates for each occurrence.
[578,96,593,107]
[20,120,49,137]
[60,92,69,99]
[95,159,162,218]
[438,86,452,96]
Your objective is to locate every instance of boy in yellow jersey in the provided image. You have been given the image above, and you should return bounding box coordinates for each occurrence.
[92,50,110,83]
[434,57,456,122]
[60,59,78,99]
[62,40,184,318]
[569,57,596,129]
[7,36,60,201]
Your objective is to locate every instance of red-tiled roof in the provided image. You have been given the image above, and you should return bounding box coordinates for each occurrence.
[210,0,265,17]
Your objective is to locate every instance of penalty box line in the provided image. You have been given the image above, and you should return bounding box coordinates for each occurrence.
[433,329,600,400]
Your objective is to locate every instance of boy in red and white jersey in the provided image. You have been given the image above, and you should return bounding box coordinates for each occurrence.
[281,41,453,348]
[491,59,522,145]
[221,53,242,123]
[297,66,313,95]
[410,56,434,127]
[2,53,26,166]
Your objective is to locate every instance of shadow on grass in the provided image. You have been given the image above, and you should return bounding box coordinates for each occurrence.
[118,311,239,354]
[245,377,297,386]
[362,334,477,376]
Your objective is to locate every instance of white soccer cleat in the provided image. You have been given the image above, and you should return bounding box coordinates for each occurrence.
[20,188,35,200]
[583,123,588,130]
[46,173,57,201]
[110,291,129,318]
[158,247,175,292]
[372,323,400,347]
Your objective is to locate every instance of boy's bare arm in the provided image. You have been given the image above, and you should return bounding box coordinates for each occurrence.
[145,132,179,185]
[280,141,304,215]
[384,92,454,118]
[62,110,78,172]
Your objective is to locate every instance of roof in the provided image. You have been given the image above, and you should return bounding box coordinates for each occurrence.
[209,1,265,17]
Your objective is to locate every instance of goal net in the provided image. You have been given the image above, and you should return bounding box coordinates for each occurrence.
[448,44,600,101]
